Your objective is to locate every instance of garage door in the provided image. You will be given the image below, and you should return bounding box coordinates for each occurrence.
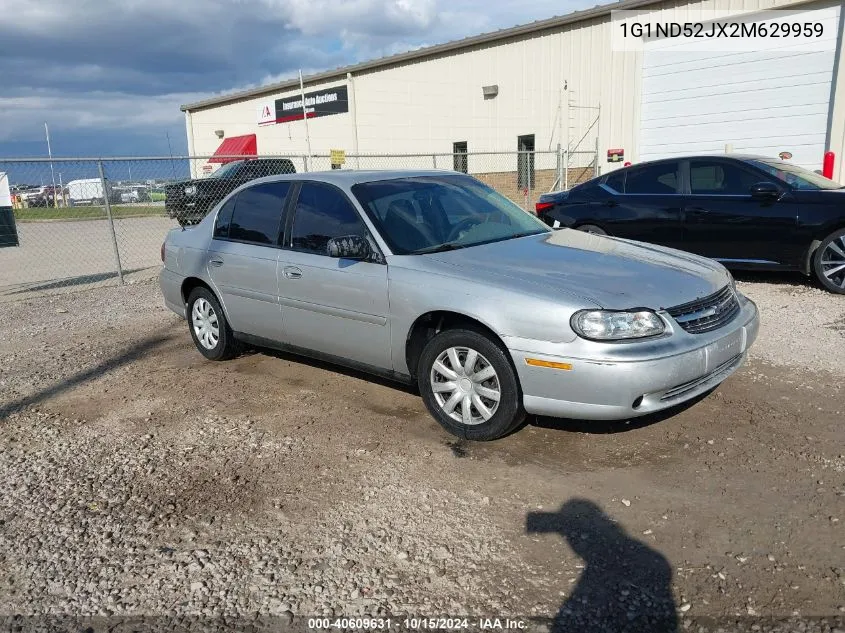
[639,5,841,171]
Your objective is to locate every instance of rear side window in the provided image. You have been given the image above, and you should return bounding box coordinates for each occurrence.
[228,181,291,245]
[604,170,626,193]
[290,182,367,255]
[213,195,237,239]
[625,162,680,194]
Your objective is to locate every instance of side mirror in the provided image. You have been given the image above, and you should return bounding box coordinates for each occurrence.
[750,181,781,201]
[326,235,371,259]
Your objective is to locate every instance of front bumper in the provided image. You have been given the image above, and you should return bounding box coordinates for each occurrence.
[508,294,759,420]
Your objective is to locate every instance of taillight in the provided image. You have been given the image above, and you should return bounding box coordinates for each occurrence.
[161,242,166,262]
[535,201,554,214]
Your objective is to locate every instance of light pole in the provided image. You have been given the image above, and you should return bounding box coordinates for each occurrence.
[45,122,58,208]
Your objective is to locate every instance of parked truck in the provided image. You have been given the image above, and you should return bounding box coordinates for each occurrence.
[66,178,115,206]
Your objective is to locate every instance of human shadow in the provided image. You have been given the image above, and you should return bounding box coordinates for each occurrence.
[527,499,678,633]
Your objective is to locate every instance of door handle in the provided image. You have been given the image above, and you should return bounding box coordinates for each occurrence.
[283,266,302,279]
[209,258,224,267]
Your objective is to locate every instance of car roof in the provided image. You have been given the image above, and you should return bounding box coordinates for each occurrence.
[615,154,777,170]
[247,169,460,187]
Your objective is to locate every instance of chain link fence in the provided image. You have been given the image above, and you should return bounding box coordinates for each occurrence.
[0,149,598,301]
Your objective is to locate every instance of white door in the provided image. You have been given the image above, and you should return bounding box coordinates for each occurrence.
[638,5,841,171]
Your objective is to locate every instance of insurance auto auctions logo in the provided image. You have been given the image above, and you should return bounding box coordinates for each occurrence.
[257,101,276,126]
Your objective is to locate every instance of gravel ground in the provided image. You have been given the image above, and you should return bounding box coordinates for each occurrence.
[0,276,843,632]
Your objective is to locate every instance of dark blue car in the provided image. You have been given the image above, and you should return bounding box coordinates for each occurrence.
[536,155,845,293]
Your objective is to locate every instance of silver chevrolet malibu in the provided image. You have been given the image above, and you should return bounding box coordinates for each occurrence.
[159,170,759,440]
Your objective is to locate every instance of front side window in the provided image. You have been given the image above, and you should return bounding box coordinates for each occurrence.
[228,181,290,244]
[290,182,368,255]
[625,162,680,195]
[689,161,760,195]
[604,170,626,193]
[352,174,549,255]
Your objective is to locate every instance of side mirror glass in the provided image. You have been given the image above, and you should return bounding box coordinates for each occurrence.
[326,235,371,259]
[750,181,781,200]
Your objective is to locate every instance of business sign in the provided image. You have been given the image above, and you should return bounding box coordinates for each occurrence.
[254,86,349,126]
[257,101,276,126]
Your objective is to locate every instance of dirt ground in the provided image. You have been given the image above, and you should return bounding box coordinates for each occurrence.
[0,276,843,632]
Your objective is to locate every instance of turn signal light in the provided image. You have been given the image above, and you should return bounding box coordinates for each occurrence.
[525,358,572,371]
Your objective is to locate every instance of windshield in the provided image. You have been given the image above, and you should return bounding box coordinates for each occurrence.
[749,160,842,190]
[351,175,550,255]
[208,161,243,179]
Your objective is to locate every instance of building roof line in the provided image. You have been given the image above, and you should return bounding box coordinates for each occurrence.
[180,0,661,112]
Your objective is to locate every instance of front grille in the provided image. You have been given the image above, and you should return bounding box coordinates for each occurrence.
[666,285,740,334]
[660,354,743,402]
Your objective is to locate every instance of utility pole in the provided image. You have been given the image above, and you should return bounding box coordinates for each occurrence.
[45,122,58,208]
[299,70,313,166]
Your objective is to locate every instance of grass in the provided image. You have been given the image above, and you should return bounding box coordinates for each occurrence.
[14,205,166,222]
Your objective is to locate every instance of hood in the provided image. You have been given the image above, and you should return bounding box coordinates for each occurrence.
[424,230,730,310]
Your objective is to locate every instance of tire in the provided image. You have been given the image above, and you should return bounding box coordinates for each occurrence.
[417,328,525,441]
[576,224,607,236]
[186,287,242,360]
[813,228,845,294]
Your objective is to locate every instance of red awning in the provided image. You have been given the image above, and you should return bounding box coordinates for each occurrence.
[208,134,257,163]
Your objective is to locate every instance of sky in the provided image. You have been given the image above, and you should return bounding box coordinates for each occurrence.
[0,0,590,159]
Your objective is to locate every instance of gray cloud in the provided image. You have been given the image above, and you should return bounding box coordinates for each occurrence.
[0,0,584,155]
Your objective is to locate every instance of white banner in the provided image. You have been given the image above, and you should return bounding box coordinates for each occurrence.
[0,172,11,207]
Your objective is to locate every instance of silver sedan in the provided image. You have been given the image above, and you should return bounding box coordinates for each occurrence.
[159,170,759,440]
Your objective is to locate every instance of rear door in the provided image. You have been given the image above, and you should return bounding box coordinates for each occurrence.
[206,181,290,342]
[606,160,685,250]
[277,181,392,370]
[682,158,801,265]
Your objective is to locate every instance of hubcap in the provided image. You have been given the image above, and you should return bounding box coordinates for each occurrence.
[191,298,220,350]
[430,346,501,426]
[820,236,845,289]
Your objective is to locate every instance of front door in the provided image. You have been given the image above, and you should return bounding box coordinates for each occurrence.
[206,182,290,342]
[682,159,801,266]
[277,181,392,371]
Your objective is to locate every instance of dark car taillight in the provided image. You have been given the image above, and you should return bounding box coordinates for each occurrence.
[535,201,554,215]
[161,242,166,263]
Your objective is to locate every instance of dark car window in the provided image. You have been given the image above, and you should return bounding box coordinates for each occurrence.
[228,182,290,245]
[604,170,626,193]
[213,195,237,239]
[625,162,680,194]
[690,161,761,195]
[290,182,368,255]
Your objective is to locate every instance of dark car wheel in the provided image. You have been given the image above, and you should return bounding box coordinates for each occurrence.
[186,287,242,360]
[417,328,525,441]
[576,224,607,236]
[813,228,845,294]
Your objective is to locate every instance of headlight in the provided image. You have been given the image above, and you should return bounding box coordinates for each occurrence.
[184,185,197,196]
[571,309,665,341]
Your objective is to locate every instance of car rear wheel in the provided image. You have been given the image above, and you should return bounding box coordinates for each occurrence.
[813,228,845,294]
[576,224,607,236]
[187,287,242,360]
[417,328,525,441]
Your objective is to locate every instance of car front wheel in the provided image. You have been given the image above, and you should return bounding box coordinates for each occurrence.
[417,328,525,441]
[187,287,242,360]
[813,228,845,294]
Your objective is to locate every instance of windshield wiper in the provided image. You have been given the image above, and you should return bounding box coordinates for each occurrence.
[412,242,465,254]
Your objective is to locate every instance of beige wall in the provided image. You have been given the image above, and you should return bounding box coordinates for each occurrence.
[186,0,844,181]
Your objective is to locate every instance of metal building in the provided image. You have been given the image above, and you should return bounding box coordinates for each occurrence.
[181,0,845,183]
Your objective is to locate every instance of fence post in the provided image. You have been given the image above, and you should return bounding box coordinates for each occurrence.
[303,156,309,173]
[98,161,124,285]
[432,154,437,169]
[556,143,562,192]
[564,148,569,191]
